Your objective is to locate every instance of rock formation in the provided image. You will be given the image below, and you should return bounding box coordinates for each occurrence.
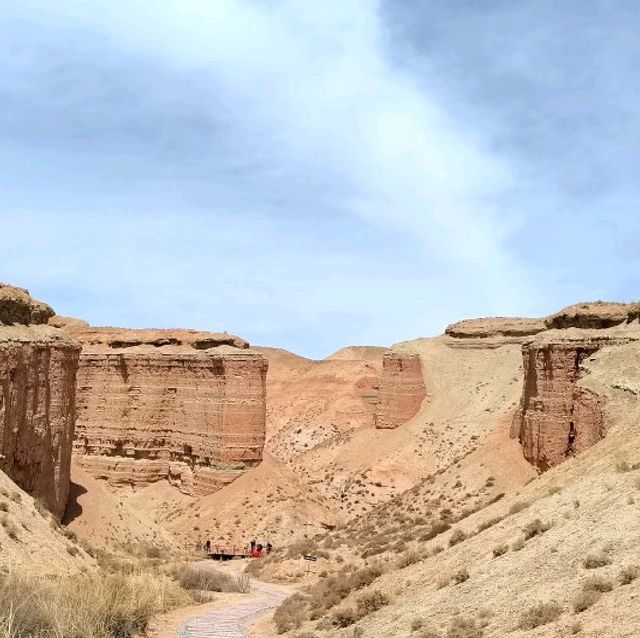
[445,316,546,339]
[374,352,426,429]
[511,337,605,471]
[66,326,267,495]
[0,284,80,518]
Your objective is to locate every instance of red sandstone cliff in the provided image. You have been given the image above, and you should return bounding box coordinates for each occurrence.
[0,285,80,518]
[374,351,426,429]
[64,326,267,495]
[511,339,604,471]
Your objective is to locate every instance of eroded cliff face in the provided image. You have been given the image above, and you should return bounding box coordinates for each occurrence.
[511,340,605,471]
[68,328,267,495]
[0,285,80,518]
[374,352,426,429]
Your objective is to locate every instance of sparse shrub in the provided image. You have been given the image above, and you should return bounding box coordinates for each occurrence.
[332,606,359,627]
[145,545,162,559]
[9,491,21,504]
[449,529,466,547]
[569,620,582,634]
[452,568,469,584]
[274,593,307,634]
[508,501,530,515]
[477,517,502,533]
[616,460,631,472]
[170,564,249,593]
[66,545,79,556]
[492,544,508,558]
[446,615,483,638]
[0,569,193,638]
[582,552,612,569]
[398,550,421,568]
[411,617,424,631]
[355,589,389,616]
[619,565,640,585]
[0,502,7,513]
[511,538,525,552]
[1,514,19,540]
[522,519,551,540]
[518,601,563,629]
[573,589,600,613]
[582,575,612,592]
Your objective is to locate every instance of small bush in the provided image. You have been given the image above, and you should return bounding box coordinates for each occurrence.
[573,589,600,613]
[449,529,467,547]
[170,565,249,593]
[492,544,508,558]
[582,576,612,592]
[511,538,525,552]
[620,565,640,585]
[0,502,8,513]
[274,593,307,634]
[615,460,631,472]
[9,491,21,503]
[582,552,612,569]
[522,519,551,540]
[518,601,562,629]
[411,617,424,631]
[508,501,530,515]
[356,589,389,616]
[446,615,483,638]
[452,568,469,585]
[398,550,421,569]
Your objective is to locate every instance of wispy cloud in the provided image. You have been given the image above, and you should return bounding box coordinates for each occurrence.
[0,1,637,356]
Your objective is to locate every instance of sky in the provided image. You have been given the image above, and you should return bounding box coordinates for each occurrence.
[1,1,639,358]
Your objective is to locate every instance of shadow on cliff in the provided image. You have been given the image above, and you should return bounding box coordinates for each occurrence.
[62,481,88,524]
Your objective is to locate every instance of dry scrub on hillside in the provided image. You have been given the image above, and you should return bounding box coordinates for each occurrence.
[274,565,384,634]
[171,564,250,594]
[0,569,193,638]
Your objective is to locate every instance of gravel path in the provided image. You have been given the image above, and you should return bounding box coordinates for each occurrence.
[177,574,290,638]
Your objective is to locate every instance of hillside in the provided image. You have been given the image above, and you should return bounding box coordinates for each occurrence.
[252,306,640,638]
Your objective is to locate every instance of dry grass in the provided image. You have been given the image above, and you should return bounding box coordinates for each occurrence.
[582,552,612,569]
[0,568,193,638]
[446,615,484,637]
[274,593,307,634]
[619,565,640,585]
[573,589,600,613]
[170,564,249,593]
[522,519,551,540]
[582,575,613,593]
[518,601,562,629]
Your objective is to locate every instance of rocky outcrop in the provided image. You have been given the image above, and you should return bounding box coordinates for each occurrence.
[511,337,605,471]
[545,302,640,330]
[374,352,426,429]
[0,285,80,518]
[69,327,267,495]
[445,317,546,339]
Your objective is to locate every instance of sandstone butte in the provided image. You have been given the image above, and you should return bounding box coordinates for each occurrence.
[55,321,268,496]
[0,283,80,519]
[374,351,426,429]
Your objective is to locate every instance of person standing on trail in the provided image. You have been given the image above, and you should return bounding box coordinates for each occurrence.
[205,539,211,553]
[266,542,273,554]
[250,539,256,553]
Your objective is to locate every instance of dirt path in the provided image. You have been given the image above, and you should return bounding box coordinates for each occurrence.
[176,569,290,638]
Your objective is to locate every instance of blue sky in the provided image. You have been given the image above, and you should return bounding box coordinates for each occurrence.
[1,1,639,358]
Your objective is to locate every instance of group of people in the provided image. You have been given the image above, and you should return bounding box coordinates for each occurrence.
[200,538,273,558]
[249,539,272,558]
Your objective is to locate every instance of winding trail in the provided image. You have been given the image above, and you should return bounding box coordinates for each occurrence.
[177,571,291,638]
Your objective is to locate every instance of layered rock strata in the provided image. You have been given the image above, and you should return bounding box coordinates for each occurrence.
[0,285,80,518]
[446,316,546,339]
[511,338,605,471]
[68,327,267,495]
[374,352,426,429]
